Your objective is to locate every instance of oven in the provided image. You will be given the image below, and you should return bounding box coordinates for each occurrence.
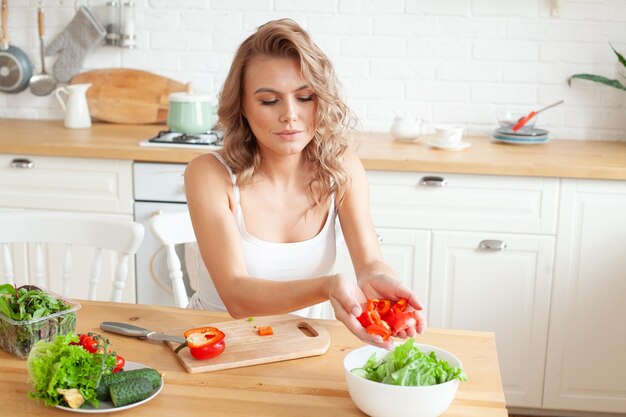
[133,162,195,306]
[133,128,222,306]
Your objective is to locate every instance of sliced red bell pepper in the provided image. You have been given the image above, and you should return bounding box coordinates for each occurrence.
[366,322,392,341]
[391,298,408,315]
[357,297,416,338]
[357,308,381,328]
[181,326,226,360]
[386,311,417,334]
[367,298,392,316]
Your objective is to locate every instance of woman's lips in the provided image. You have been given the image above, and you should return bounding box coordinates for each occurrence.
[276,130,302,140]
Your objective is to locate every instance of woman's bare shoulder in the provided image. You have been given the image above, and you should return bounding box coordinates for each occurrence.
[184,152,233,200]
[186,152,228,181]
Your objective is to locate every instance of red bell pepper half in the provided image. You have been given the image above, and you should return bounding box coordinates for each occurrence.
[177,326,226,360]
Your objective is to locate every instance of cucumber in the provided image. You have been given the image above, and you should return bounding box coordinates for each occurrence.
[109,377,154,407]
[96,368,161,401]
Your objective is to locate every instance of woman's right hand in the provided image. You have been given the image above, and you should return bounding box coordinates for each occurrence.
[327,274,394,350]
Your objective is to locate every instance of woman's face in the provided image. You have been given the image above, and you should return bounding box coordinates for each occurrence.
[242,56,318,157]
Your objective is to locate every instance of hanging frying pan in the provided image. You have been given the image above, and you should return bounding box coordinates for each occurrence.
[0,0,33,94]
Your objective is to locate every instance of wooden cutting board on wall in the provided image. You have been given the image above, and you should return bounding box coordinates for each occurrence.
[164,314,331,374]
[69,68,189,124]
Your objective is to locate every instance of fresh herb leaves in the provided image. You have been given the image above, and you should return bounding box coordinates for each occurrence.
[0,284,77,359]
[0,284,70,321]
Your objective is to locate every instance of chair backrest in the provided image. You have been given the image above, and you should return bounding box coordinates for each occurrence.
[149,211,196,308]
[0,211,144,302]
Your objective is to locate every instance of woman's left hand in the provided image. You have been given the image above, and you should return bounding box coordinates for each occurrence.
[357,273,427,339]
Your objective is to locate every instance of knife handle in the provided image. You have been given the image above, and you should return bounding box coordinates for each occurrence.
[100,321,151,338]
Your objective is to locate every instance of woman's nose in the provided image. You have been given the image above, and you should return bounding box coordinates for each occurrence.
[279,100,297,122]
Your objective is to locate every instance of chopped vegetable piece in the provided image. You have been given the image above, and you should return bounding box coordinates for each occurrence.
[366,322,391,341]
[257,326,273,336]
[357,298,415,338]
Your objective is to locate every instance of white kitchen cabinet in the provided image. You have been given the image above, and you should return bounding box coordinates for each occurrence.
[334,227,431,317]
[0,154,136,303]
[428,231,555,408]
[366,170,559,234]
[543,179,626,414]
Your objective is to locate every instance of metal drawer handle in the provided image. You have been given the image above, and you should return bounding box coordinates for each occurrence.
[479,240,507,251]
[419,176,447,187]
[10,158,34,168]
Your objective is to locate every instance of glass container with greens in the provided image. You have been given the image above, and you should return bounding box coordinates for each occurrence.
[0,284,80,359]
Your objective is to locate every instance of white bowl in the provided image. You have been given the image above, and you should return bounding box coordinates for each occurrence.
[495,108,538,129]
[343,343,462,417]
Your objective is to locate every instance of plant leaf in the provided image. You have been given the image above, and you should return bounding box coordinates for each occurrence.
[0,284,17,295]
[568,74,626,90]
[610,43,626,69]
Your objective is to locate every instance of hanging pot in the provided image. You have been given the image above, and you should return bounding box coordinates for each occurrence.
[0,0,33,94]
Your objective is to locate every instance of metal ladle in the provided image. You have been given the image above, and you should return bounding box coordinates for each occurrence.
[29,6,56,96]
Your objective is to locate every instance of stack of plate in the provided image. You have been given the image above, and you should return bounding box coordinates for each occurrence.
[491,127,550,145]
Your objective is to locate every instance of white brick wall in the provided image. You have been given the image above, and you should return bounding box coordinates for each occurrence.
[1,0,625,141]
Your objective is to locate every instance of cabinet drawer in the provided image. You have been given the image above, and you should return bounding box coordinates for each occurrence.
[0,155,133,214]
[367,171,558,234]
[134,162,187,203]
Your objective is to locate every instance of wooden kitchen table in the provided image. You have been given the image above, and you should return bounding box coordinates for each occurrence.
[0,301,508,416]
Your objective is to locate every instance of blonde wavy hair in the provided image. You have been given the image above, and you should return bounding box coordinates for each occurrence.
[217,19,355,207]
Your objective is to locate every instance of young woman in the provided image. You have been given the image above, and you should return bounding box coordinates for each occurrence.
[185,19,425,348]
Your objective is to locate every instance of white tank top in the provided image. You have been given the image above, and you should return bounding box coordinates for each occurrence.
[188,153,337,318]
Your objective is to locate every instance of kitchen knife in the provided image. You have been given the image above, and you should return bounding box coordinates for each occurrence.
[100,321,186,344]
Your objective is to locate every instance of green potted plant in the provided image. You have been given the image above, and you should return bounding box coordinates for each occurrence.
[569,44,626,91]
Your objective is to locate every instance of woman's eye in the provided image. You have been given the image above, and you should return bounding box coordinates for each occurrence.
[260,99,278,105]
[297,95,314,102]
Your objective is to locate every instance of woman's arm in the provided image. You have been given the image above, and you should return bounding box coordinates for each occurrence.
[337,150,427,347]
[184,153,354,319]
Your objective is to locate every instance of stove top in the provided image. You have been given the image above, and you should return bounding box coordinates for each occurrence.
[139,130,224,149]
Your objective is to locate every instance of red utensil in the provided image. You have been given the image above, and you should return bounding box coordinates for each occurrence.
[512,100,564,132]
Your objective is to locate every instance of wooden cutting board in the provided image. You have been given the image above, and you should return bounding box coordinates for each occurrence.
[164,314,331,374]
[69,68,189,125]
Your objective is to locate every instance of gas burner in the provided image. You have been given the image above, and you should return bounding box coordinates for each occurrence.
[139,130,224,149]
[173,133,204,143]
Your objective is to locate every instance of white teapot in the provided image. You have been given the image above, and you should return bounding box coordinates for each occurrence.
[390,115,421,142]
[55,83,92,129]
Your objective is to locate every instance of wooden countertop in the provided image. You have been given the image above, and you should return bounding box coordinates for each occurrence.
[0,300,508,417]
[1,118,625,180]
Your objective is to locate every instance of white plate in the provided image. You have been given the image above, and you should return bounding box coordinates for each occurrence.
[492,137,550,145]
[55,361,163,414]
[427,141,471,151]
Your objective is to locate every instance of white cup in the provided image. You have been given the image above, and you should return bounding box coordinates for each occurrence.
[433,125,464,147]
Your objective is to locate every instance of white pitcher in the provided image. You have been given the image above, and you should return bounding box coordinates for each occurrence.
[55,83,92,129]
[390,115,421,142]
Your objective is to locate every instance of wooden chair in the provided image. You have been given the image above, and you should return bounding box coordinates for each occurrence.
[0,211,144,302]
[149,211,195,308]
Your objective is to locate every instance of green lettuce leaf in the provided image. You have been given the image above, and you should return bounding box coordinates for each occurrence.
[27,333,116,407]
[351,339,468,386]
